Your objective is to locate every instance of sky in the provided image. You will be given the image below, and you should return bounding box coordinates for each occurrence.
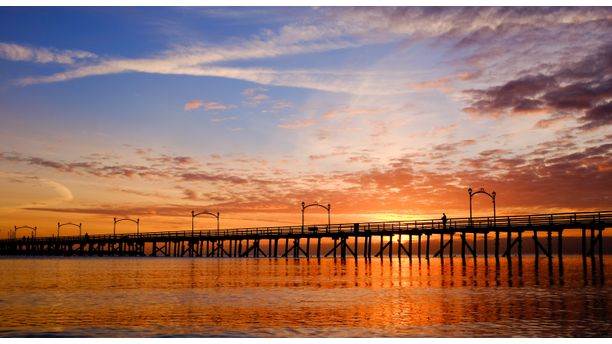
[0,7,611,236]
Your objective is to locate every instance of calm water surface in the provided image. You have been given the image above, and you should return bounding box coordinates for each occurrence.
[0,256,610,337]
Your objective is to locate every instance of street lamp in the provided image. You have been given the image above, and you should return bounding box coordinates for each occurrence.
[301,201,331,234]
[191,210,220,237]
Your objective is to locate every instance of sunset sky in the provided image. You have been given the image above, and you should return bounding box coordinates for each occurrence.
[1,7,611,236]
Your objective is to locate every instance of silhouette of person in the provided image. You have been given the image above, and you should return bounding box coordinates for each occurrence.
[442,213,447,229]
[84,232,89,241]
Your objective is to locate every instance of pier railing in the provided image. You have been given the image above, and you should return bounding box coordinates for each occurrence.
[3,210,610,243]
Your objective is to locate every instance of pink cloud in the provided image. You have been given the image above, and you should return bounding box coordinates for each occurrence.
[406,77,454,93]
[323,107,386,119]
[455,71,482,81]
[184,99,231,111]
[252,94,269,102]
[203,101,230,111]
[242,87,268,96]
[184,99,204,111]
[242,87,272,106]
[277,118,317,129]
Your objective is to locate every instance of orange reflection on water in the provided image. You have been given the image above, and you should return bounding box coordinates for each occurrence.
[0,256,609,337]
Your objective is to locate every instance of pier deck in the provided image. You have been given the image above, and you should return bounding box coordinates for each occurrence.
[1,211,609,264]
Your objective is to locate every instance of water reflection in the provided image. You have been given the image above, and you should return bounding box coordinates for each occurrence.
[0,256,609,337]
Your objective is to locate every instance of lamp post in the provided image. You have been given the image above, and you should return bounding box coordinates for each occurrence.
[301,201,331,234]
[113,217,140,235]
[191,210,220,237]
[468,187,496,227]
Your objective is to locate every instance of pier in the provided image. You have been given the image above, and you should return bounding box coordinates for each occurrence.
[0,211,609,264]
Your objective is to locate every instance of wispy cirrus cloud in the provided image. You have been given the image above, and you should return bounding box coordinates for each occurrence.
[11,17,363,89]
[7,7,612,101]
[0,42,97,64]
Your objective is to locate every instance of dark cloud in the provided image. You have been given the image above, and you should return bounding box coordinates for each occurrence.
[0,151,262,186]
[464,74,557,116]
[144,154,197,166]
[429,139,477,159]
[579,100,612,130]
[464,43,612,130]
[478,149,511,157]
[180,172,249,185]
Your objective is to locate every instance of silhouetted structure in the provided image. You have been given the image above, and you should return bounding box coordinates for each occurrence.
[0,211,609,266]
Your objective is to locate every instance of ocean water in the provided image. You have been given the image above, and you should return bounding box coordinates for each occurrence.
[0,255,609,337]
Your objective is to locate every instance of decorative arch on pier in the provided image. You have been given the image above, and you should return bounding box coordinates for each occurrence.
[14,225,37,239]
[468,187,496,227]
[113,217,139,235]
[191,210,220,236]
[57,222,82,238]
[301,202,331,234]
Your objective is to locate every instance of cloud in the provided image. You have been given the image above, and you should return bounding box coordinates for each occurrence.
[463,43,612,130]
[580,101,612,130]
[8,8,612,101]
[242,87,268,96]
[184,99,203,111]
[0,151,176,179]
[242,87,271,106]
[180,172,249,185]
[41,179,74,201]
[277,117,317,129]
[406,77,454,93]
[534,113,573,129]
[270,100,292,111]
[323,106,387,120]
[0,42,96,64]
[181,188,198,200]
[252,93,269,102]
[464,74,557,117]
[0,173,74,209]
[144,154,197,166]
[23,205,192,217]
[110,187,168,199]
[210,115,238,123]
[11,15,362,88]
[6,140,611,217]
[184,99,231,111]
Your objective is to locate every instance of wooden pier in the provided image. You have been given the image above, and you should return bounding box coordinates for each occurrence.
[1,211,609,264]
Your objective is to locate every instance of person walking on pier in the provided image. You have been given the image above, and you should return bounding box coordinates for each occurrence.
[442,213,447,229]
